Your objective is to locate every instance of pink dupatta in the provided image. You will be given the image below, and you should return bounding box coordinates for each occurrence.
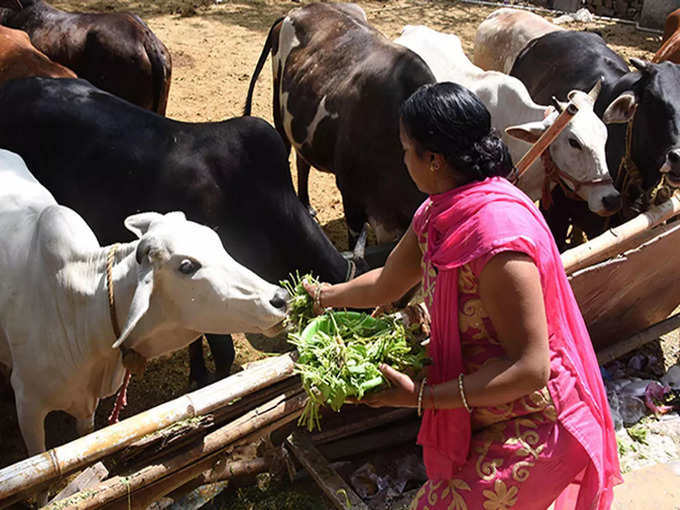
[412,177,621,510]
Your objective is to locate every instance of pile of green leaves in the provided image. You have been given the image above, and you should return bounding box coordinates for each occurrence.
[287,309,426,431]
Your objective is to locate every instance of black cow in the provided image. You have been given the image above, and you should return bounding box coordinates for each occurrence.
[510,31,680,246]
[0,77,368,386]
[0,0,171,114]
[244,3,435,247]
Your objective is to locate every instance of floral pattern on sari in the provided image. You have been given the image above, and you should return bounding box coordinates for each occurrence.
[409,263,559,510]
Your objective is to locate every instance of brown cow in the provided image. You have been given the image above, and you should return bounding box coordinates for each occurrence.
[0,0,171,114]
[0,24,74,86]
[653,8,680,64]
[473,8,563,73]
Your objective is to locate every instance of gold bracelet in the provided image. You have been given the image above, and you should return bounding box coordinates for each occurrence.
[417,377,428,417]
[458,373,472,413]
[314,283,329,310]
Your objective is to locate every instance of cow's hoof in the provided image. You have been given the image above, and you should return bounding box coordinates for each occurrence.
[188,373,214,391]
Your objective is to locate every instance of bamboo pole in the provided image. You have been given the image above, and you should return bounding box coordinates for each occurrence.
[0,353,296,504]
[42,390,306,510]
[596,312,680,365]
[115,378,301,470]
[515,102,579,177]
[561,193,680,274]
[99,412,301,510]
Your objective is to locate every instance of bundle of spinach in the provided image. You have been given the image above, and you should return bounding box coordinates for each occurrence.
[288,310,427,431]
[280,271,319,332]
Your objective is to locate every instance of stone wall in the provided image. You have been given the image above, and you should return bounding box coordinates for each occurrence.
[529,0,642,19]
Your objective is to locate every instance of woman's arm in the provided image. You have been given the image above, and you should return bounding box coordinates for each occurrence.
[362,251,551,409]
[307,226,423,310]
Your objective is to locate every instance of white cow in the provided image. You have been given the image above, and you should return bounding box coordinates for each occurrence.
[0,149,288,456]
[395,25,621,216]
[473,8,563,74]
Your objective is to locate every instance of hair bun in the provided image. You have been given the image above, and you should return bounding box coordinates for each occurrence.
[454,131,513,180]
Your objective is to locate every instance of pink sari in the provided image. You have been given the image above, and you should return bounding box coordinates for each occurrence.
[412,177,621,510]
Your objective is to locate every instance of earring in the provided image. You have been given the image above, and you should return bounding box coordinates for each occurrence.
[430,161,439,172]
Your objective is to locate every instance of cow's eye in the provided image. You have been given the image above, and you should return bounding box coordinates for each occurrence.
[179,259,201,275]
[568,138,582,150]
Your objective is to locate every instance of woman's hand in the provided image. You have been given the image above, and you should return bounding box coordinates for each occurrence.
[302,280,330,316]
[354,364,419,408]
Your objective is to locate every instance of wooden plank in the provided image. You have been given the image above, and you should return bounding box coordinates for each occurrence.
[48,463,108,504]
[597,313,680,364]
[286,431,368,510]
[311,408,415,445]
[570,221,680,351]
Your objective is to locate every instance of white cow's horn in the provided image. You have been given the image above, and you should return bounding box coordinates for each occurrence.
[588,78,603,102]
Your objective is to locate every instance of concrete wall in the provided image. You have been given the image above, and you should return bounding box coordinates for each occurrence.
[529,0,679,24]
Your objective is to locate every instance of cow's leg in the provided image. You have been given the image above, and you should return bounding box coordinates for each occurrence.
[541,188,571,252]
[296,154,316,217]
[205,334,235,381]
[76,414,95,437]
[339,182,368,250]
[15,398,46,457]
[188,337,210,389]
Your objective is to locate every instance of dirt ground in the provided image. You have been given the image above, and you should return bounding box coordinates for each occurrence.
[0,0,670,498]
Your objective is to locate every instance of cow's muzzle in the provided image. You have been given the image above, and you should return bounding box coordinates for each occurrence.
[660,149,680,186]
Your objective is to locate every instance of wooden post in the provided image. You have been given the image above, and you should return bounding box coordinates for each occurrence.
[515,102,579,177]
[286,431,369,510]
[0,353,296,504]
[562,193,680,274]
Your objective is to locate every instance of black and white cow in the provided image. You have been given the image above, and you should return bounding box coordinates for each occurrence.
[244,3,435,246]
[509,30,680,244]
[0,77,368,386]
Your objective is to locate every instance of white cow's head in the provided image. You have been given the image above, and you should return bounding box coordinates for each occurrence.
[506,84,622,216]
[112,212,288,358]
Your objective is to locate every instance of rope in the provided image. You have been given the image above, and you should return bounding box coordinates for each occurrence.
[616,117,644,204]
[106,243,121,338]
[540,151,613,210]
[345,259,357,281]
[105,243,146,424]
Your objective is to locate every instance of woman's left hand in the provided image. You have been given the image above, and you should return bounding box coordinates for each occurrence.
[355,364,419,408]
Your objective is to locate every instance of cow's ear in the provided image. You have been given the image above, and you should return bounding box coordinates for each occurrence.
[603,91,638,124]
[505,121,546,144]
[112,264,153,348]
[124,212,164,238]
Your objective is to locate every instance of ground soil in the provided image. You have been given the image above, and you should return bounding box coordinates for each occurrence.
[0,0,674,506]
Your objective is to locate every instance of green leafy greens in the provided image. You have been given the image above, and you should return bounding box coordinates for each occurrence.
[281,273,427,431]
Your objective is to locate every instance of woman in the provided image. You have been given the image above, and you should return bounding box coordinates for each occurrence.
[304,82,621,509]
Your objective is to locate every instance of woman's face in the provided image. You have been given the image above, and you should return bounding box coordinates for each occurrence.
[399,122,434,193]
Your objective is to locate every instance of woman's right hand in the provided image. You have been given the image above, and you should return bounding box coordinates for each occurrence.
[302,280,331,316]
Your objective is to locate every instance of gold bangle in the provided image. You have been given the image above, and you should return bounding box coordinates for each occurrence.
[458,373,472,413]
[314,283,329,310]
[417,377,427,417]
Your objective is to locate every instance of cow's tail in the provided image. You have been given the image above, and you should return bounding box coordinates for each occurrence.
[145,35,172,116]
[244,17,284,116]
[129,13,172,116]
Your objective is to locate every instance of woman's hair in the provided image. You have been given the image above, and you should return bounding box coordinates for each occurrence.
[400,82,514,181]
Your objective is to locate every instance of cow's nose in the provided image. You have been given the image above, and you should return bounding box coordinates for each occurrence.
[269,288,289,311]
[602,192,622,212]
[669,149,680,166]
